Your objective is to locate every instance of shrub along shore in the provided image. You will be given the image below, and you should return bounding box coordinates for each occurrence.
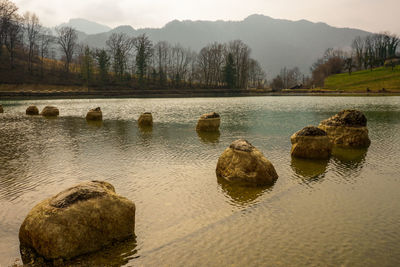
[1,84,399,100]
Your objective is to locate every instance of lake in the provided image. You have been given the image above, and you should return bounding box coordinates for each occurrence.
[0,96,399,266]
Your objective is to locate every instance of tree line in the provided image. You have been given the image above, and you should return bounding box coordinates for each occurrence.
[310,32,399,86]
[269,31,399,90]
[0,0,266,90]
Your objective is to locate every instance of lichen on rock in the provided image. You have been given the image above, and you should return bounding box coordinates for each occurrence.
[138,112,153,127]
[291,126,332,159]
[86,107,102,121]
[19,181,136,261]
[216,139,278,186]
[26,106,39,115]
[196,112,220,132]
[319,110,370,148]
[320,109,367,127]
[40,106,59,117]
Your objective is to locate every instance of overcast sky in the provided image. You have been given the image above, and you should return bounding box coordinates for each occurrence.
[14,0,400,34]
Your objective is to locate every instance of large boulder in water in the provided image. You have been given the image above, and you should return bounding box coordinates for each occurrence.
[40,106,59,117]
[86,107,102,121]
[318,109,370,148]
[19,181,136,261]
[216,139,278,186]
[26,106,39,115]
[138,112,153,127]
[196,112,220,132]
[291,126,332,159]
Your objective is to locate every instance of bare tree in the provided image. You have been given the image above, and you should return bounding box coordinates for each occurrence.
[352,36,364,70]
[0,0,19,56]
[154,41,170,86]
[227,40,251,88]
[0,0,22,68]
[38,28,53,77]
[4,15,22,68]
[106,32,134,81]
[198,45,212,87]
[169,44,191,87]
[248,59,266,88]
[56,26,77,73]
[24,12,41,72]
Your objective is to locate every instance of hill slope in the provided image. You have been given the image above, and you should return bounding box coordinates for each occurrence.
[324,66,400,92]
[78,15,371,76]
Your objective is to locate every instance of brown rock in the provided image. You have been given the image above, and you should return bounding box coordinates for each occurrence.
[138,112,153,127]
[86,107,102,121]
[19,181,136,261]
[216,139,278,186]
[40,106,59,117]
[291,126,332,159]
[0,104,3,113]
[319,110,370,148]
[26,106,39,115]
[196,112,220,132]
[320,109,367,127]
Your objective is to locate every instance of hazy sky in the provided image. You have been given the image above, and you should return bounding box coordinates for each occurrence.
[14,0,400,34]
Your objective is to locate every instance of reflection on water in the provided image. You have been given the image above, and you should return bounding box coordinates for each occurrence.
[138,125,153,133]
[197,130,221,144]
[1,96,400,266]
[290,157,328,182]
[217,176,274,206]
[86,120,103,128]
[20,237,138,266]
[332,147,368,163]
[330,147,368,180]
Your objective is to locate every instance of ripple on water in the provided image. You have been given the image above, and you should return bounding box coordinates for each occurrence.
[0,97,400,266]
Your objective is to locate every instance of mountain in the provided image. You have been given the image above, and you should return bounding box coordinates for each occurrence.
[58,18,111,35]
[78,15,371,76]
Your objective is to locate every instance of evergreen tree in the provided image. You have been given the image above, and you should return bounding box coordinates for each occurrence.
[223,53,236,89]
[134,34,153,87]
[95,48,110,84]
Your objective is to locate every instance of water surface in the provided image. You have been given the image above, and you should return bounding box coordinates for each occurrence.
[0,96,399,266]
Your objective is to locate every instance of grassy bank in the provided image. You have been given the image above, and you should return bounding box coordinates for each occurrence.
[324,66,400,92]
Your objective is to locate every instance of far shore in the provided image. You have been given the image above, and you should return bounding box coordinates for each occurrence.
[1,84,399,100]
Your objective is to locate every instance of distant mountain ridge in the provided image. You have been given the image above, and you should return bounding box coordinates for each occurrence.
[57,18,111,35]
[64,15,371,76]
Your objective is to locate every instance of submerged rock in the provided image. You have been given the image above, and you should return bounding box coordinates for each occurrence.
[196,112,220,132]
[86,107,102,121]
[26,106,39,115]
[19,181,136,261]
[318,109,370,148]
[138,112,153,127]
[40,106,59,117]
[0,104,3,113]
[216,139,278,186]
[291,126,332,159]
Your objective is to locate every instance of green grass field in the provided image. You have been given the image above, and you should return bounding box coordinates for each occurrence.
[324,65,400,92]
